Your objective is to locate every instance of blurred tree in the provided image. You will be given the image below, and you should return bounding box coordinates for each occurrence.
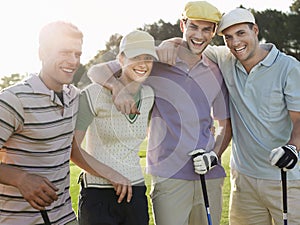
[143,19,182,45]
[211,35,224,46]
[287,0,300,59]
[254,9,289,51]
[3,2,300,89]
[0,73,26,90]
[74,34,122,88]
[254,5,300,60]
[290,0,300,14]
[86,33,122,68]
[73,2,300,88]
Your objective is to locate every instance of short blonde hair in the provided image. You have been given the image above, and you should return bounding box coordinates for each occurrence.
[39,21,83,50]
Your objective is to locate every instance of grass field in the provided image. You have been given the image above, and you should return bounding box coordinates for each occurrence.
[70,140,231,225]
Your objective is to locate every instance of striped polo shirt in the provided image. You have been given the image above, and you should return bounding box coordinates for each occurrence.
[0,74,79,225]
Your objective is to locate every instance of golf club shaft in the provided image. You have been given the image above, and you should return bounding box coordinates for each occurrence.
[200,174,212,225]
[281,169,287,225]
[40,210,51,225]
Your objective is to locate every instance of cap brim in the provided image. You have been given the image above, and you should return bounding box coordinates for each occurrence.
[124,48,158,60]
[217,20,255,36]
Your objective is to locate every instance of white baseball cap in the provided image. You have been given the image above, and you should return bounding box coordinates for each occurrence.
[217,8,256,35]
[119,30,158,60]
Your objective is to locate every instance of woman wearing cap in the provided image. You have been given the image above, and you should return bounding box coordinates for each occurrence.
[73,30,158,225]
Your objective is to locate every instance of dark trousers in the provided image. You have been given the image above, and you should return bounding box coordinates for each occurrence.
[78,185,149,225]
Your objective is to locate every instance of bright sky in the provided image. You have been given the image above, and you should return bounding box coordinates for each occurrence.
[0,0,294,77]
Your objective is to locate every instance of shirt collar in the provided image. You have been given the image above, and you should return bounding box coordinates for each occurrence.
[259,43,279,67]
[175,53,209,68]
[235,43,279,73]
[26,73,74,106]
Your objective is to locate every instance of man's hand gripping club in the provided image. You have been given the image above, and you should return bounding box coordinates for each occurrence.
[269,144,299,171]
[189,149,218,175]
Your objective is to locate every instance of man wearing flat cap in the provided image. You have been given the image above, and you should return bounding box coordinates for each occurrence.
[87,1,232,225]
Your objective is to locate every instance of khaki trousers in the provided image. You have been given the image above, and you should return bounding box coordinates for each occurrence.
[150,176,224,225]
[230,169,300,225]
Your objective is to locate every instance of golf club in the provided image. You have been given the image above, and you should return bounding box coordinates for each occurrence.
[192,152,213,225]
[281,169,287,225]
[200,173,213,225]
[40,210,51,225]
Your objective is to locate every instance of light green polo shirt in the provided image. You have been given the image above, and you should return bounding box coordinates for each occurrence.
[205,44,300,180]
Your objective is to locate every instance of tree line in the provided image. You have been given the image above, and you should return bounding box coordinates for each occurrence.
[1,0,299,90]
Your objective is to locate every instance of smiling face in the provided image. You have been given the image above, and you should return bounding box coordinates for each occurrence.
[180,19,216,56]
[39,37,82,92]
[38,22,83,92]
[119,53,154,85]
[223,23,260,64]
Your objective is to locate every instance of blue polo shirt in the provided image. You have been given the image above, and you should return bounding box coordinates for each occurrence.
[205,44,300,180]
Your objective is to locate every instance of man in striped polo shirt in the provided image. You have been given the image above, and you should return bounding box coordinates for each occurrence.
[0,21,131,225]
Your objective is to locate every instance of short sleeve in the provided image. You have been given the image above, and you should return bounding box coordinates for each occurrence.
[75,91,94,131]
[285,62,300,111]
[0,90,24,147]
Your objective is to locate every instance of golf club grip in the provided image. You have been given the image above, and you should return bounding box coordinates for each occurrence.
[281,170,287,212]
[40,210,51,225]
[281,169,288,225]
[200,175,209,207]
[200,174,213,225]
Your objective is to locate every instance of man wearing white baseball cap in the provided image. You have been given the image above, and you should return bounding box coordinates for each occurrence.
[216,7,255,35]
[204,7,300,225]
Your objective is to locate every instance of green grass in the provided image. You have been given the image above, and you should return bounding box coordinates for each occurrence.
[220,147,231,225]
[70,140,231,225]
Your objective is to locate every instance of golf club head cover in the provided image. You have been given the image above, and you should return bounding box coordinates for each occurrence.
[189,149,218,175]
[269,144,299,171]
